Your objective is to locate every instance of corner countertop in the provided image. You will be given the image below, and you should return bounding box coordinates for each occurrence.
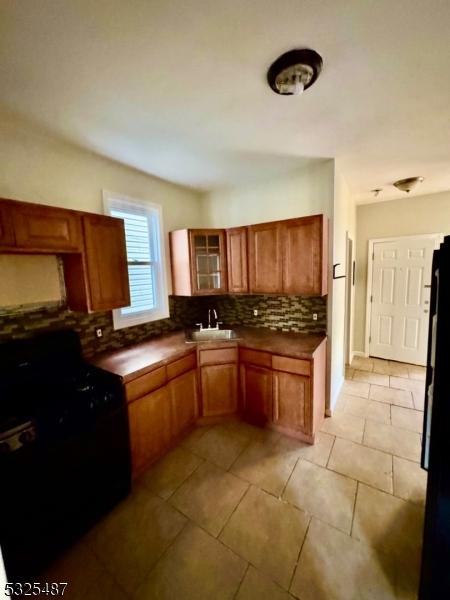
[89,326,327,383]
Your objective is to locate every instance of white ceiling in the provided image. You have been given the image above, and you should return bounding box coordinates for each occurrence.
[1,0,449,203]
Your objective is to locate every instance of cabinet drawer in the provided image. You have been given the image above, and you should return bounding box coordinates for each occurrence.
[272,355,311,376]
[239,348,272,368]
[125,366,167,403]
[167,352,196,381]
[199,347,238,365]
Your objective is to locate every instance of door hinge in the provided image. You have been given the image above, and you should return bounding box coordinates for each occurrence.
[370,295,373,303]
[369,336,372,343]
[372,252,375,260]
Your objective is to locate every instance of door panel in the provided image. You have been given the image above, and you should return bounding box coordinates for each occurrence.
[272,371,311,434]
[227,227,248,293]
[13,204,82,252]
[83,215,130,310]
[189,229,228,295]
[201,363,238,416]
[370,236,439,365]
[128,386,171,477]
[281,216,326,295]
[169,369,198,437]
[248,223,282,293]
[241,363,272,425]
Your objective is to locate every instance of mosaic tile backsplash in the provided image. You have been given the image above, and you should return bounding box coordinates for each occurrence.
[208,295,327,333]
[0,297,203,357]
[0,295,327,358]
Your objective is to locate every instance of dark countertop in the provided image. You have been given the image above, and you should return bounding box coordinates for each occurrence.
[90,327,327,383]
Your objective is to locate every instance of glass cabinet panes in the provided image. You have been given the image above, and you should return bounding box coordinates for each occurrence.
[192,232,223,290]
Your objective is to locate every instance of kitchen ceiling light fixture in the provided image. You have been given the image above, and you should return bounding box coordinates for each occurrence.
[393,176,425,193]
[267,48,323,96]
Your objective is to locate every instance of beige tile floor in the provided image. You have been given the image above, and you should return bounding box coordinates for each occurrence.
[42,357,427,599]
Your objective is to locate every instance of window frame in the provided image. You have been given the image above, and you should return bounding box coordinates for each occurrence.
[103,190,169,330]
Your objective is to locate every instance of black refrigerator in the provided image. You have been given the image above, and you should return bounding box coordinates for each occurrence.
[420,235,450,599]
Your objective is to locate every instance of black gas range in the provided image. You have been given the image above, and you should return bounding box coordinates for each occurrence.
[0,329,131,581]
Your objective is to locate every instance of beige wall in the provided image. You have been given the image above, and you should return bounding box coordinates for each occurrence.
[200,160,335,226]
[354,190,450,353]
[0,255,62,307]
[330,167,356,408]
[0,115,203,305]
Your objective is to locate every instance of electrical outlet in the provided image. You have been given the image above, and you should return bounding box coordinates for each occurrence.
[312,313,318,321]
[253,309,258,316]
[95,328,103,338]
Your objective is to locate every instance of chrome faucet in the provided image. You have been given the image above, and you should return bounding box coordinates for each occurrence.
[208,308,218,330]
[196,309,222,331]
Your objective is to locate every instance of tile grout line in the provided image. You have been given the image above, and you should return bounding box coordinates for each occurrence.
[325,435,337,469]
[128,509,191,598]
[280,453,303,499]
[226,435,254,473]
[349,480,359,538]
[231,562,250,600]
[158,455,206,502]
[216,482,252,540]
[288,514,312,593]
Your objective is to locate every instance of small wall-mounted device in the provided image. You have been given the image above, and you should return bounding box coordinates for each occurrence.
[95,328,103,338]
[253,309,258,316]
[313,313,318,321]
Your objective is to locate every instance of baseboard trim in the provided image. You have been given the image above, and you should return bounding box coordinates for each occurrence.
[352,350,368,358]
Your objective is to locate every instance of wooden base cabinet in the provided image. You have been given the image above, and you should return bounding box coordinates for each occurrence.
[0,204,16,248]
[199,347,239,418]
[125,351,198,478]
[128,386,172,478]
[201,363,238,417]
[240,341,326,443]
[240,363,273,426]
[273,371,312,436]
[169,369,198,437]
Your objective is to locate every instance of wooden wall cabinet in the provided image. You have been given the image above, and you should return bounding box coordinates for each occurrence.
[171,215,328,298]
[170,228,228,296]
[80,215,130,311]
[227,227,248,293]
[12,203,83,253]
[248,222,282,294]
[282,215,328,296]
[199,347,238,418]
[0,198,130,313]
[247,214,327,296]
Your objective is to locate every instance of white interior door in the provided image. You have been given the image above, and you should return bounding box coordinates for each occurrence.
[369,235,441,365]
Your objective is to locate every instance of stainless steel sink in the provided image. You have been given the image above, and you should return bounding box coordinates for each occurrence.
[185,328,240,343]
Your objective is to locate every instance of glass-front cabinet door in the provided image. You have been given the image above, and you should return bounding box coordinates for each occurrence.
[189,229,228,294]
